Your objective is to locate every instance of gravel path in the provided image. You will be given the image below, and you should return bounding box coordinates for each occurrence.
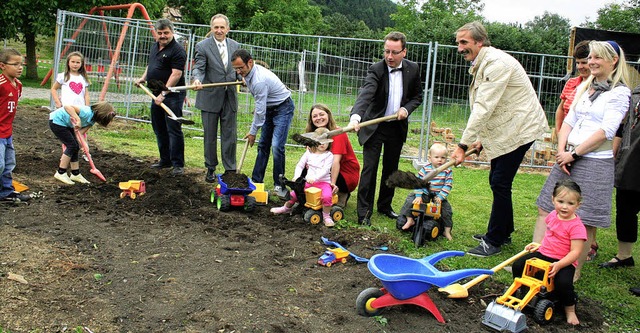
[21,87,50,99]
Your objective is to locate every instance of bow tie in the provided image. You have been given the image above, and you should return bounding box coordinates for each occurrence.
[390,67,402,73]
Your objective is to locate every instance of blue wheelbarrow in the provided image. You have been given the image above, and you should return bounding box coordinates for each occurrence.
[356,251,494,323]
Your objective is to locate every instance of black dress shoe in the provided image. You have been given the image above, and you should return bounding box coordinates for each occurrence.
[151,162,171,169]
[359,217,371,226]
[598,256,634,268]
[379,209,398,219]
[630,286,640,297]
[205,168,216,183]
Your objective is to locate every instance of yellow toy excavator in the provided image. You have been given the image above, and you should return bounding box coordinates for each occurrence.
[483,258,558,333]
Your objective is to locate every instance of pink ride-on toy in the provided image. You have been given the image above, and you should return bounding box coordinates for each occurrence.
[356,251,494,323]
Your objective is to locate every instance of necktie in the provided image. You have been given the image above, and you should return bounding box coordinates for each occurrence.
[219,43,227,67]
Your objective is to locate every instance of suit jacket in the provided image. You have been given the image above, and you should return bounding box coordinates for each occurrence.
[192,36,240,112]
[350,59,423,146]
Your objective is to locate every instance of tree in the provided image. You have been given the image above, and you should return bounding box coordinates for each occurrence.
[317,13,374,38]
[169,0,324,34]
[311,0,397,31]
[392,0,483,45]
[593,1,640,33]
[523,12,571,55]
[247,0,323,35]
[0,0,164,80]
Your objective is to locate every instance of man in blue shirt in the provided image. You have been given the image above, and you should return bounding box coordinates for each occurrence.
[135,19,187,176]
[231,49,294,198]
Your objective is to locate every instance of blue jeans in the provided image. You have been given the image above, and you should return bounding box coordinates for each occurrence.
[485,141,534,247]
[150,92,185,167]
[0,136,16,198]
[251,98,294,187]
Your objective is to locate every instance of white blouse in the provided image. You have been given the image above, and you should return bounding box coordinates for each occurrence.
[565,83,630,158]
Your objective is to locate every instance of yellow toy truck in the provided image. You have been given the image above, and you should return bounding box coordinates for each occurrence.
[396,191,443,246]
[317,247,350,267]
[279,175,344,224]
[119,180,146,199]
[483,258,557,333]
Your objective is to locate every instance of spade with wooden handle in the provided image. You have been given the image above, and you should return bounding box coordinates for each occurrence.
[137,84,195,125]
[437,243,540,298]
[292,113,398,147]
[169,81,243,92]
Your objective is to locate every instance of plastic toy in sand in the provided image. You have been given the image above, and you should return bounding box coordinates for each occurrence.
[356,251,494,323]
[119,180,146,199]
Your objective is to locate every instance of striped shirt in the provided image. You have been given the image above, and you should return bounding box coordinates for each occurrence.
[414,163,453,201]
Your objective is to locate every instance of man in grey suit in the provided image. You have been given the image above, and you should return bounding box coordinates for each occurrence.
[192,14,241,182]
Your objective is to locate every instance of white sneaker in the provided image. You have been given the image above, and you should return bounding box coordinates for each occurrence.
[54,172,74,185]
[70,174,90,184]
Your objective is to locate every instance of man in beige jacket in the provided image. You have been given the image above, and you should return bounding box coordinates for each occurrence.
[451,21,549,257]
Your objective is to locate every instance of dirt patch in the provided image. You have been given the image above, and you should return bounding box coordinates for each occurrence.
[220,171,251,189]
[0,106,605,332]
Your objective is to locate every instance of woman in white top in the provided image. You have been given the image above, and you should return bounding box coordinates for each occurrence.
[533,41,632,281]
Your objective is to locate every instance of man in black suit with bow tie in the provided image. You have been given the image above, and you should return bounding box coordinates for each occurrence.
[349,31,424,225]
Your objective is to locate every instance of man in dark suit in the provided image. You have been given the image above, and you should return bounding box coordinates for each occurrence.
[192,14,241,182]
[349,31,423,225]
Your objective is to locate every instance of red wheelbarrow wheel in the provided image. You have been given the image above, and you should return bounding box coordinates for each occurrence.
[356,287,385,317]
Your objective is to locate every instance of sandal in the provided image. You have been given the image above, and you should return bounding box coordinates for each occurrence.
[586,243,598,262]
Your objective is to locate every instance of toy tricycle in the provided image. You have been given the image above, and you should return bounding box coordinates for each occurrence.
[356,251,494,323]
[483,258,558,333]
[279,175,344,224]
[211,173,257,212]
[119,180,146,199]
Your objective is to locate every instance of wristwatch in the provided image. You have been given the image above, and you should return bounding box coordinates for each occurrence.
[570,148,581,160]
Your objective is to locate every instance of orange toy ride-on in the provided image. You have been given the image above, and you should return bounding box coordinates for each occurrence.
[483,258,558,333]
[279,175,344,224]
[119,180,146,199]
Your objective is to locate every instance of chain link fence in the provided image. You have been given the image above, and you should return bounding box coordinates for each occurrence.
[53,10,613,168]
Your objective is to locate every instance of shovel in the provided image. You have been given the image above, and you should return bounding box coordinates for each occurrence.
[74,128,106,182]
[386,148,478,189]
[168,81,243,92]
[292,113,398,147]
[236,140,250,174]
[137,84,195,125]
[321,237,369,263]
[437,242,540,298]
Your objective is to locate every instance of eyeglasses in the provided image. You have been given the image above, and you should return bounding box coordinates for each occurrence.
[383,49,405,56]
[3,63,23,67]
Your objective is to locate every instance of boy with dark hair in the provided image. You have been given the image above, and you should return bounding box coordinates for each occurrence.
[0,48,30,202]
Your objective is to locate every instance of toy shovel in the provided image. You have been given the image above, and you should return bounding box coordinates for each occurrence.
[321,237,369,263]
[75,128,106,182]
[437,242,540,298]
